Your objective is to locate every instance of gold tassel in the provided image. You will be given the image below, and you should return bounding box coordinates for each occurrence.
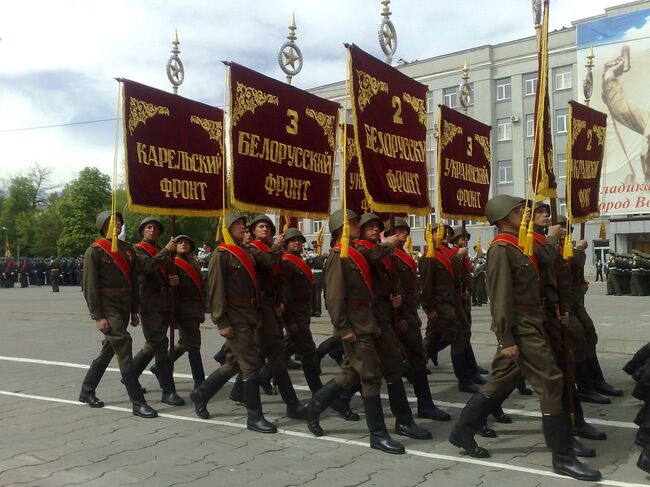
[221,213,235,246]
[315,226,324,255]
[215,217,222,243]
[340,219,350,259]
[476,236,482,255]
[435,223,444,249]
[524,218,535,255]
[599,218,606,240]
[405,235,413,255]
[563,238,573,260]
[425,223,434,257]
[107,215,118,252]
[518,211,528,248]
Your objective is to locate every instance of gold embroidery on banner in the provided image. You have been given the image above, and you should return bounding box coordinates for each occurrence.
[571,119,587,147]
[128,97,170,135]
[305,108,336,150]
[355,69,388,112]
[232,82,279,127]
[190,116,223,149]
[473,133,491,161]
[346,136,357,163]
[440,120,463,151]
[592,124,606,147]
[402,92,427,128]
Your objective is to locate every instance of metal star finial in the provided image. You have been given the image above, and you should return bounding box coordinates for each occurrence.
[166,29,185,94]
[277,12,303,84]
[378,0,397,64]
[458,58,472,114]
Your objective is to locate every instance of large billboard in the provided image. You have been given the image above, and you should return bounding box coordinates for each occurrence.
[577,8,650,216]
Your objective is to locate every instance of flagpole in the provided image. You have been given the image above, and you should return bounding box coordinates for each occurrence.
[580,47,595,240]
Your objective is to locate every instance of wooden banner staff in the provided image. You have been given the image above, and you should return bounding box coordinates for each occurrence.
[165,30,185,364]
[580,47,595,240]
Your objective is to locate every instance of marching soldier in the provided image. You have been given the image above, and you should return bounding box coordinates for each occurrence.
[190,213,278,433]
[50,256,61,292]
[471,246,487,306]
[132,217,184,406]
[19,258,29,288]
[448,195,601,482]
[78,210,157,418]
[305,209,405,454]
[153,234,206,389]
[384,217,450,422]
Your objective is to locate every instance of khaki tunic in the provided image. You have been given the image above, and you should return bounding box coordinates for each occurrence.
[83,239,139,373]
[175,255,203,352]
[282,254,317,362]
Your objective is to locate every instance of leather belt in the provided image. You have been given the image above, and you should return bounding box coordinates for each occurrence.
[346,299,372,308]
[514,305,543,313]
[100,287,131,294]
[435,284,453,290]
[227,296,256,305]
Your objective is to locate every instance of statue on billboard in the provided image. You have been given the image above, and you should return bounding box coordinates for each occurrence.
[601,45,650,183]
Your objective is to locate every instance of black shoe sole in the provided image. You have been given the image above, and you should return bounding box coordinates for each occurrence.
[132,410,158,418]
[448,432,490,458]
[79,399,104,408]
[247,424,277,434]
[370,442,405,455]
[552,467,601,482]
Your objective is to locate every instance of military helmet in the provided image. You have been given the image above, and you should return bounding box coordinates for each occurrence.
[249,214,276,235]
[384,217,410,236]
[484,195,523,225]
[224,212,246,229]
[138,216,164,236]
[534,200,551,214]
[451,226,471,242]
[175,234,194,250]
[95,210,124,234]
[284,228,306,244]
[358,212,384,231]
[329,209,359,233]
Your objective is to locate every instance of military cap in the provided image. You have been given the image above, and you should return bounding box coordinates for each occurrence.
[485,195,523,225]
[451,226,471,242]
[249,214,276,235]
[533,200,551,214]
[284,228,306,243]
[224,212,246,229]
[138,216,164,235]
[95,210,124,234]
[175,234,194,250]
[358,212,385,231]
[384,217,410,236]
[329,209,359,233]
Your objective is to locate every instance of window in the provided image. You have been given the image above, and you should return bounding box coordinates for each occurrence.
[558,198,567,216]
[408,214,417,229]
[556,109,568,134]
[555,67,572,91]
[332,179,340,199]
[346,108,353,124]
[427,90,434,113]
[497,118,512,141]
[298,220,305,233]
[525,114,534,138]
[524,74,538,96]
[556,153,567,179]
[428,171,435,190]
[526,157,533,181]
[443,87,458,108]
[498,160,513,183]
[312,220,324,233]
[496,78,511,101]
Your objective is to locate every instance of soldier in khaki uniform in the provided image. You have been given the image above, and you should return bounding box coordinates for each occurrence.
[190,213,277,433]
[305,209,405,454]
[152,234,205,389]
[448,195,600,482]
[384,218,450,422]
[131,217,184,406]
[78,211,157,418]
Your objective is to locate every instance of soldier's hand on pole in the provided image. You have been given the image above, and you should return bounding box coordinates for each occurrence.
[274,302,285,317]
[500,345,519,360]
[457,247,468,256]
[168,274,180,287]
[274,233,285,247]
[341,331,357,343]
[576,239,588,250]
[556,310,569,326]
[384,234,401,248]
[165,237,177,252]
[426,310,438,322]
[390,293,402,308]
[547,224,563,239]
[95,318,110,334]
[130,313,140,327]
[219,326,234,338]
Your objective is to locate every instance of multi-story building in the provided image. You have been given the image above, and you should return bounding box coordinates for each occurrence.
[295,0,650,265]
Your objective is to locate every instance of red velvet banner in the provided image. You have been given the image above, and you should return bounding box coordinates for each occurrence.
[349,44,430,216]
[436,105,491,221]
[566,101,607,223]
[344,124,370,216]
[229,63,339,218]
[123,79,225,216]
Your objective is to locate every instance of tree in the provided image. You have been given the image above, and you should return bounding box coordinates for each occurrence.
[57,168,111,256]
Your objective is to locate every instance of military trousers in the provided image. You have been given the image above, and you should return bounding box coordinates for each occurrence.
[543,307,587,366]
[398,323,428,371]
[422,302,467,356]
[572,303,598,360]
[285,322,318,365]
[140,310,170,360]
[93,309,134,373]
[334,334,383,398]
[374,319,407,383]
[219,323,263,380]
[480,313,564,415]
[176,317,202,352]
[256,303,288,376]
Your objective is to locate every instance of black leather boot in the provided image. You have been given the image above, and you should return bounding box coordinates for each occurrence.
[363,395,405,454]
[306,380,345,436]
[188,350,205,388]
[387,381,432,440]
[330,383,361,421]
[152,358,185,406]
[150,347,185,376]
[572,394,607,440]
[492,404,512,424]
[229,373,244,404]
[516,379,533,395]
[571,437,596,457]
[452,353,479,393]
[624,343,650,376]
[638,445,650,473]
[575,360,610,404]
[122,371,157,418]
[121,350,151,394]
[302,360,324,393]
[244,378,277,433]
[189,370,230,419]
[411,369,450,421]
[589,356,623,396]
[448,393,494,458]
[275,369,308,419]
[542,414,601,481]
[465,345,488,384]
[635,402,649,426]
[79,360,108,408]
[213,343,227,365]
[258,365,274,395]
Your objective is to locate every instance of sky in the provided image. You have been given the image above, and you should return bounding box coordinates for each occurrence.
[0,0,635,189]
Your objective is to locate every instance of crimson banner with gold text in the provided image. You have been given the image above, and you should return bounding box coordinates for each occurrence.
[436,105,491,221]
[229,63,339,218]
[349,44,430,216]
[344,124,370,216]
[123,79,225,216]
[567,100,607,223]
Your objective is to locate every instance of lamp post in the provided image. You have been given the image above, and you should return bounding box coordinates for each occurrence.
[2,226,8,258]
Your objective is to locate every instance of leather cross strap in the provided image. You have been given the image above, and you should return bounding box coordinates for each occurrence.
[355,239,393,276]
[394,248,417,278]
[334,243,373,293]
[490,233,539,276]
[282,253,313,284]
[218,243,257,290]
[92,239,132,285]
[433,249,454,278]
[174,256,202,293]
[135,241,167,277]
